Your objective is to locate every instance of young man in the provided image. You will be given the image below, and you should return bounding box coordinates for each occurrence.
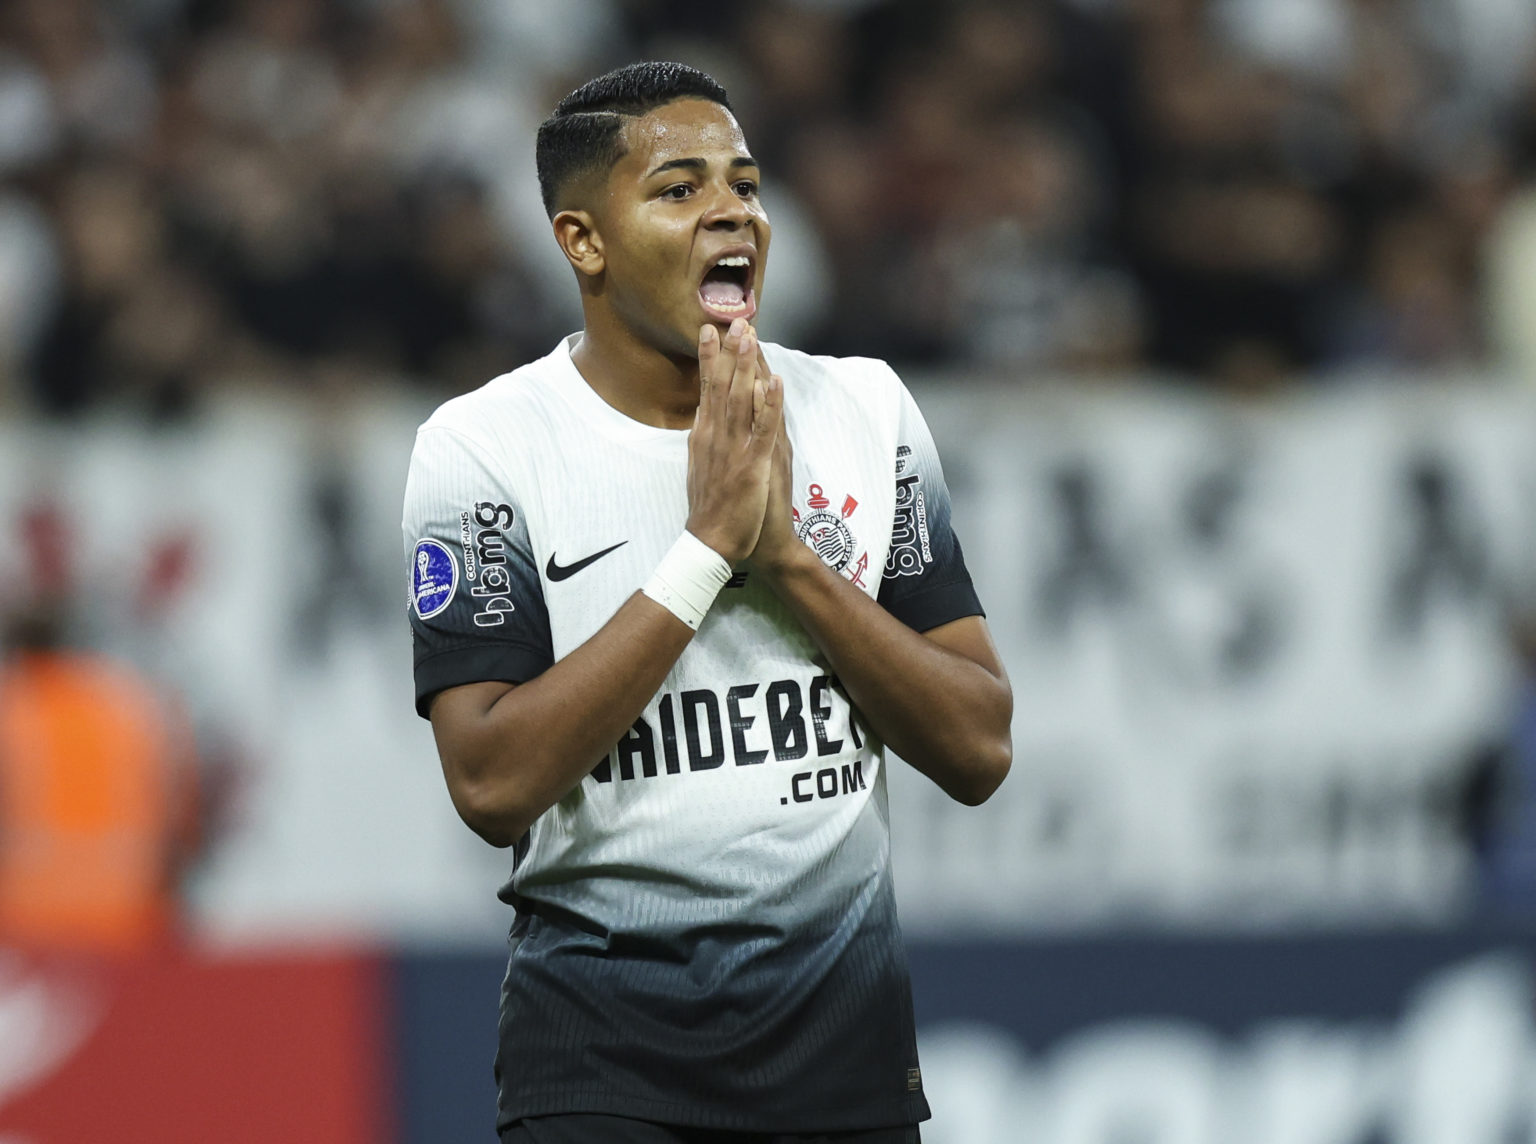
[402,63,1011,1144]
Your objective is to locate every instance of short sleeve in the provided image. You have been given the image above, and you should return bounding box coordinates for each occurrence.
[402,425,553,717]
[876,382,984,632]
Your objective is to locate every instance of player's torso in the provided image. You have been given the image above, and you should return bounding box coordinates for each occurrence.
[475,347,904,927]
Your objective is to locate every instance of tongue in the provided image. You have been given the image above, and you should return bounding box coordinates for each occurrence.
[701,279,746,308]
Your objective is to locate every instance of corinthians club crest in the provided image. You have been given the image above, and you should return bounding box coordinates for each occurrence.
[794,482,869,586]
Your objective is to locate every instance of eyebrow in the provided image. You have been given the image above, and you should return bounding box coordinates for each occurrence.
[645,156,760,178]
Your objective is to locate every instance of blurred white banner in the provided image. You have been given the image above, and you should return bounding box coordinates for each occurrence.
[892,378,1536,933]
[1,376,1532,941]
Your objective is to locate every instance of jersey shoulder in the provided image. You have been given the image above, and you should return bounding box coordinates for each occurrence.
[762,343,907,432]
[416,341,570,453]
[763,342,904,398]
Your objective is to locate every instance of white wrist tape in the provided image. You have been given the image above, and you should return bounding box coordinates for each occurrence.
[642,531,733,631]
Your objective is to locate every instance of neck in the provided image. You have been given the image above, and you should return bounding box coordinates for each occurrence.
[569,309,702,430]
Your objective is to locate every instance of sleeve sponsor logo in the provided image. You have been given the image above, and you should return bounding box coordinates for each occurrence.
[458,512,477,581]
[470,501,516,627]
[411,538,457,619]
[886,444,932,578]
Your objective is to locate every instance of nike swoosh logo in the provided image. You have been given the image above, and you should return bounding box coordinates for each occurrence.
[546,541,628,582]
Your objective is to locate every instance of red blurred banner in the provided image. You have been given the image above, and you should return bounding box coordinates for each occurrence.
[0,945,391,1144]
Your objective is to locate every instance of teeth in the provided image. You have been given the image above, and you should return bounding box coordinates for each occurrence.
[716,255,750,267]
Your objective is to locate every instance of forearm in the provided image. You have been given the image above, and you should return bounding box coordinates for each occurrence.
[431,591,692,845]
[426,324,781,848]
[756,547,1012,804]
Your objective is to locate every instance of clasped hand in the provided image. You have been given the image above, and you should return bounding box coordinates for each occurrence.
[684,318,798,568]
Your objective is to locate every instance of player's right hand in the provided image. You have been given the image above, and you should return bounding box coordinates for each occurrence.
[685,318,782,564]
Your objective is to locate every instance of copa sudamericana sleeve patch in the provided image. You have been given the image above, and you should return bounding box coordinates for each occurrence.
[410,538,458,620]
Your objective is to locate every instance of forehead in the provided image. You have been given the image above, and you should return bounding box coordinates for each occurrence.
[616,98,751,174]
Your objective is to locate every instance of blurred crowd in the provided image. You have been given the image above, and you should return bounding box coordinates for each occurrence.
[4,0,1536,418]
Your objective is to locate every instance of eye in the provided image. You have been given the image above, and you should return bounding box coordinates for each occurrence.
[733,180,759,198]
[660,183,694,200]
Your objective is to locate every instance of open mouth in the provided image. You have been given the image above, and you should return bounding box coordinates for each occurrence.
[698,254,757,322]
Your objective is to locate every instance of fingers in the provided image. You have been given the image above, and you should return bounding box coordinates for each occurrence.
[750,373,784,455]
[724,323,757,431]
[753,338,771,418]
[697,323,720,425]
[685,324,775,564]
[717,317,747,390]
[699,318,774,445]
[699,318,749,426]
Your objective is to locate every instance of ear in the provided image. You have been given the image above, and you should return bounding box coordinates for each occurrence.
[552,210,604,277]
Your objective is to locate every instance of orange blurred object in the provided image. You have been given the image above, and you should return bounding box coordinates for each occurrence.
[0,651,194,952]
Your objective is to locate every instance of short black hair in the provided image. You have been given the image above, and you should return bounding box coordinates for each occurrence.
[535,61,733,217]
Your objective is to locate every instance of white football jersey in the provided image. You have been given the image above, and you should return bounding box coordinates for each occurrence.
[402,335,980,1132]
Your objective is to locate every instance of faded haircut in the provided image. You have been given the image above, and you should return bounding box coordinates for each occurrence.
[535,61,733,217]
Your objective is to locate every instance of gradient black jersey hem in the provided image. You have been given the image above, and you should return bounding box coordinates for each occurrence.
[495,1094,930,1137]
[492,880,931,1139]
[502,1114,922,1144]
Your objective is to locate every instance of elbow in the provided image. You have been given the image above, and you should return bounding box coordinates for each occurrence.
[463,811,526,850]
[949,736,1012,806]
[449,776,534,849]
[431,684,544,848]
[951,680,1012,806]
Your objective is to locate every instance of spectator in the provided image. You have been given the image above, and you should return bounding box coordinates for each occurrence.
[0,0,1534,405]
[0,600,201,952]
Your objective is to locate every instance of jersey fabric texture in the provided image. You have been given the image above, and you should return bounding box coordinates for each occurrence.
[402,336,982,1134]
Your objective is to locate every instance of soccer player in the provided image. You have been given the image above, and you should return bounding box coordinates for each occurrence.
[402,62,1012,1144]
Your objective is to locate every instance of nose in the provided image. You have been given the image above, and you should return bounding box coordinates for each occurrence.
[702,181,752,230]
